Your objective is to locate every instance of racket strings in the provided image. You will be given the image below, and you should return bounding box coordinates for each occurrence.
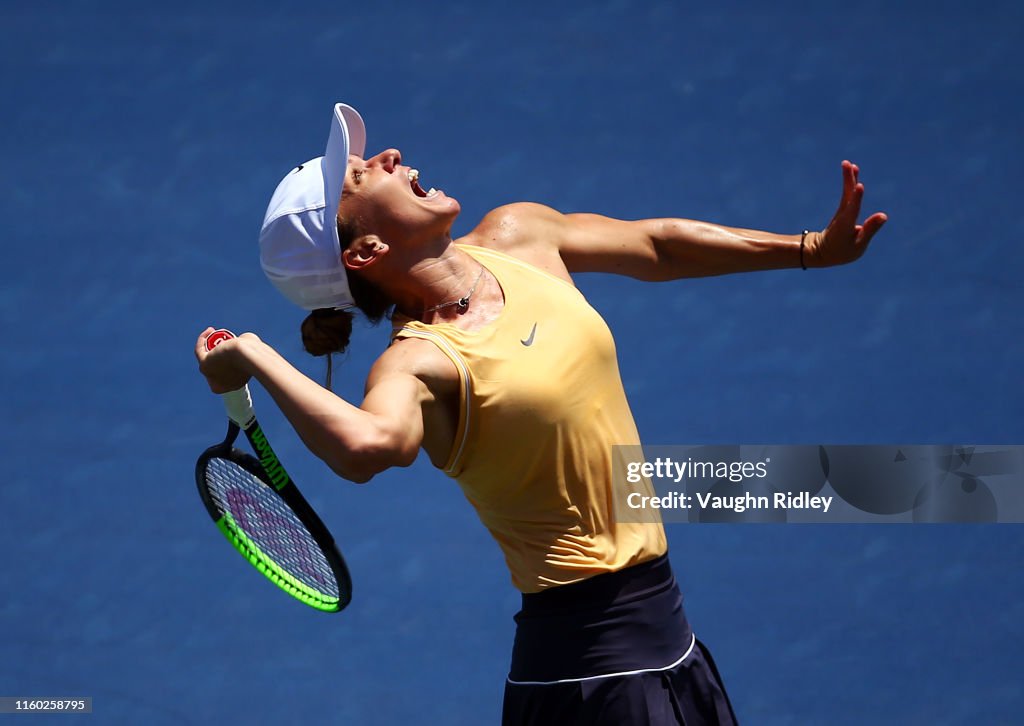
[204,457,339,598]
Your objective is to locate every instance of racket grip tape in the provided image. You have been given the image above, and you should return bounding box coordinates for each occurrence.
[222,386,256,428]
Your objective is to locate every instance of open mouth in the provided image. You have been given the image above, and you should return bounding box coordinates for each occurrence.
[408,168,438,198]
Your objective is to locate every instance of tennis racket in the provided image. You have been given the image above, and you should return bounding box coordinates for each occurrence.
[195,329,352,613]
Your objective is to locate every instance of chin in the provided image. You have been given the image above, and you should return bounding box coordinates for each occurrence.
[438,194,461,220]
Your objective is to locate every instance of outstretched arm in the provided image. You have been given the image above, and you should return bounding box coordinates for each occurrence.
[552,160,887,280]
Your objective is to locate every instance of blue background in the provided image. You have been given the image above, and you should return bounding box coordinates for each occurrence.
[2,1,1022,723]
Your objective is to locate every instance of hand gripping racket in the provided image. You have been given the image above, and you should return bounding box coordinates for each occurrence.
[195,329,352,613]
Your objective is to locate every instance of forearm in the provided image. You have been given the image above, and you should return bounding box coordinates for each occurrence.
[235,339,396,482]
[646,218,809,280]
[559,162,884,280]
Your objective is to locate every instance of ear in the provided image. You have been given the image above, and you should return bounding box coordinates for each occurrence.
[342,235,389,271]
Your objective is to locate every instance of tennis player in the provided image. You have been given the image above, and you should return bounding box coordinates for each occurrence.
[196,103,886,725]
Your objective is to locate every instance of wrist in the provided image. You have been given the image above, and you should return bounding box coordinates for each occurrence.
[231,334,267,379]
[799,230,823,269]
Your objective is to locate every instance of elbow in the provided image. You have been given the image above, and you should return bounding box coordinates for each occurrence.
[323,450,385,485]
[321,429,417,485]
[335,465,375,485]
[322,450,372,483]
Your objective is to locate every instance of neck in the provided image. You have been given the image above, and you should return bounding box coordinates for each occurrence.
[371,238,481,321]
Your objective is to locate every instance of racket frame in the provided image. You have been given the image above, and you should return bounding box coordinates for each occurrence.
[195,384,352,613]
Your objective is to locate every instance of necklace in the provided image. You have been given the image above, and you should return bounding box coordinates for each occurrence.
[424,265,485,314]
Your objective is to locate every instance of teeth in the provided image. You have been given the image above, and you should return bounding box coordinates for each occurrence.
[408,169,419,183]
[427,187,437,197]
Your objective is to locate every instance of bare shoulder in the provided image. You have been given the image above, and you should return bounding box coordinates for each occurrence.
[466,202,563,248]
[366,335,459,399]
[461,203,574,283]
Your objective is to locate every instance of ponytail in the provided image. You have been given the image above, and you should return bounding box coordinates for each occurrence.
[301,308,355,389]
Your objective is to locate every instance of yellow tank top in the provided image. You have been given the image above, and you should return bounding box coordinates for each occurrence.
[392,245,666,592]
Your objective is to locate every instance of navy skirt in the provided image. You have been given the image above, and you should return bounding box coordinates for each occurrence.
[502,554,737,725]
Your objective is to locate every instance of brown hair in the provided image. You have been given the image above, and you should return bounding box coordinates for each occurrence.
[300,216,392,387]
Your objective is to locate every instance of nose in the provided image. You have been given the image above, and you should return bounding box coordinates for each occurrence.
[367,148,402,172]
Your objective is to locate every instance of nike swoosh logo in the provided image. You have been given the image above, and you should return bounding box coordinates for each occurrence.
[520,323,538,347]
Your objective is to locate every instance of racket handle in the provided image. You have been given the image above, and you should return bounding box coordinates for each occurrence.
[221,386,256,427]
[206,329,257,427]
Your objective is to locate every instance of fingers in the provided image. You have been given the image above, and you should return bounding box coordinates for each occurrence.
[837,161,858,217]
[823,160,888,264]
[195,327,214,359]
[838,160,884,227]
[848,182,865,220]
[840,160,865,209]
[846,160,860,185]
[857,212,888,245]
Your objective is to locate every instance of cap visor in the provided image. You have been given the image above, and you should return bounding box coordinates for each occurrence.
[321,103,367,263]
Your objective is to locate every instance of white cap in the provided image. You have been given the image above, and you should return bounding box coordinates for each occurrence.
[259,103,367,310]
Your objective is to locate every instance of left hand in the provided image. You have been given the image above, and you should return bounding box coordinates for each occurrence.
[804,160,888,268]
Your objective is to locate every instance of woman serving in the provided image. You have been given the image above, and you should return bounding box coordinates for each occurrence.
[196,103,886,725]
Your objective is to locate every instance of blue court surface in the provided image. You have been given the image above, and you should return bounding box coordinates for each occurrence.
[2,1,1022,723]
